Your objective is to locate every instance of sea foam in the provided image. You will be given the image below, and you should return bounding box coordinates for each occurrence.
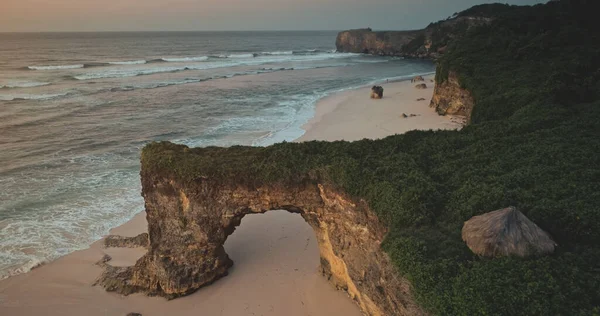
[108,60,147,65]
[28,64,84,70]
[161,56,209,62]
[0,82,51,89]
[73,52,363,81]
[226,53,255,59]
[0,93,68,101]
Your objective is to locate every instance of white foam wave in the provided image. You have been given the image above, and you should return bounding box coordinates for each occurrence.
[0,93,68,101]
[108,60,147,65]
[0,255,46,281]
[175,93,322,148]
[74,66,182,80]
[0,82,51,89]
[227,53,255,59]
[28,64,84,70]
[112,78,202,91]
[105,65,352,91]
[260,51,293,56]
[0,151,143,280]
[74,53,369,81]
[161,56,209,62]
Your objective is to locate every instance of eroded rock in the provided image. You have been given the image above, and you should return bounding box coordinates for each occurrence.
[415,84,427,89]
[462,206,557,257]
[429,71,474,121]
[104,233,149,248]
[95,143,425,316]
[370,86,384,99]
[95,254,112,267]
[411,76,424,83]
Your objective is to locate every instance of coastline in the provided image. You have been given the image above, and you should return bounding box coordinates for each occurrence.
[0,74,462,315]
[298,74,462,142]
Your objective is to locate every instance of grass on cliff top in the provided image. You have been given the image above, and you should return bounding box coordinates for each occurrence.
[142,1,600,314]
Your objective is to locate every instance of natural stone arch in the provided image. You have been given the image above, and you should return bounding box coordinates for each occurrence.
[96,143,424,316]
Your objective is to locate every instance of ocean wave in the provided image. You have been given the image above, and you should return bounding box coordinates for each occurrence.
[175,93,323,148]
[226,53,255,59]
[73,66,182,80]
[147,59,168,64]
[0,154,143,280]
[0,255,46,281]
[0,82,51,89]
[109,78,204,91]
[28,64,84,70]
[25,51,343,71]
[104,65,344,92]
[0,92,69,101]
[107,71,267,91]
[73,53,370,80]
[258,51,294,56]
[161,56,209,62]
[224,50,335,58]
[108,60,147,65]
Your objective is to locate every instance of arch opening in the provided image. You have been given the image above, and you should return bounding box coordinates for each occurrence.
[221,210,363,316]
[95,179,423,316]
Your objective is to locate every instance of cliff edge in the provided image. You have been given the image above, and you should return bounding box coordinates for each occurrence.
[335,14,492,58]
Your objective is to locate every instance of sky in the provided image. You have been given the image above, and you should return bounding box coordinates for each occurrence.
[1,0,547,32]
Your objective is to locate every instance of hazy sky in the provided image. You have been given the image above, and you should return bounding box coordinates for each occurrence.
[1,0,547,32]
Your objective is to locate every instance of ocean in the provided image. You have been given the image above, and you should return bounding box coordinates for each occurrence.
[0,31,434,279]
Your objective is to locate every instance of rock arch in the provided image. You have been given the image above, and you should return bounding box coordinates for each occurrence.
[96,144,424,316]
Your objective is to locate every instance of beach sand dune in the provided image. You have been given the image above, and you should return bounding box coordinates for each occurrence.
[0,74,461,316]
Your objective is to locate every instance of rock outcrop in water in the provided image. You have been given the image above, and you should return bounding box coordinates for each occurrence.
[95,142,424,316]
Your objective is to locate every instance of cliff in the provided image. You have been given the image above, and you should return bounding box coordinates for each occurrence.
[429,71,474,121]
[336,15,492,58]
[336,28,429,57]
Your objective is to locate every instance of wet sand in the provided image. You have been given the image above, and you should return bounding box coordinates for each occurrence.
[0,74,462,316]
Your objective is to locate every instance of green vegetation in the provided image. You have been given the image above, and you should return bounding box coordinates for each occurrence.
[143,1,600,314]
[402,34,426,53]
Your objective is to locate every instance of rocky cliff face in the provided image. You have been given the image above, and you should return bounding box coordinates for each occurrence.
[430,71,474,121]
[336,16,492,58]
[336,28,429,57]
[96,143,425,316]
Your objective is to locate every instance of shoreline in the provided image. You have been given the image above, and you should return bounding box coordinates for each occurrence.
[0,74,463,315]
[298,74,462,142]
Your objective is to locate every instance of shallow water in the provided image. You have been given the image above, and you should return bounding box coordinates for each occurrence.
[0,31,435,278]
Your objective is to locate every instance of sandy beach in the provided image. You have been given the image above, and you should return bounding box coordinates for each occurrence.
[298,75,463,142]
[0,74,461,316]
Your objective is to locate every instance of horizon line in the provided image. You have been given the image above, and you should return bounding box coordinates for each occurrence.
[0,30,353,34]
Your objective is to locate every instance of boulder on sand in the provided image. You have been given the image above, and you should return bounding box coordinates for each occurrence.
[411,76,425,83]
[370,85,384,99]
[462,206,557,258]
[415,83,427,89]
